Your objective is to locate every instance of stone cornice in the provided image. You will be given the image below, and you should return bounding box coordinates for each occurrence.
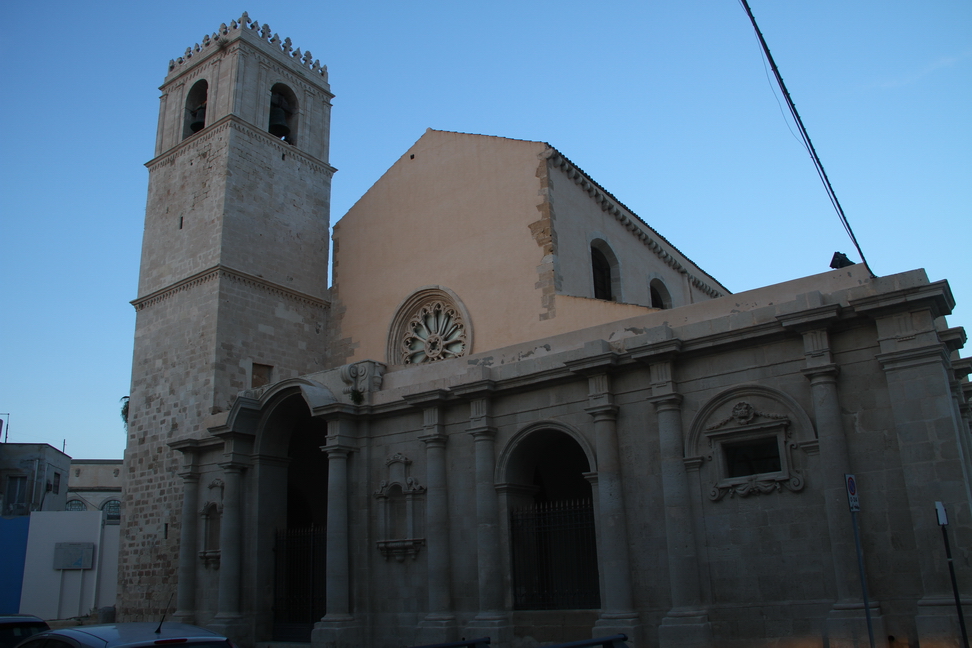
[876,345,952,372]
[145,114,336,176]
[939,327,968,354]
[776,304,842,332]
[131,264,329,312]
[848,280,954,319]
[543,148,729,299]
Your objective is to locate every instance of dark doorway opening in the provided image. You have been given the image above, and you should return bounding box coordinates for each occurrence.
[508,429,600,610]
[271,400,328,642]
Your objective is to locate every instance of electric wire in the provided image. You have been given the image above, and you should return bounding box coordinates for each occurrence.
[738,0,874,276]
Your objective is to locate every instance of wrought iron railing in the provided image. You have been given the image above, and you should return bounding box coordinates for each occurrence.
[510,499,600,610]
[273,525,326,641]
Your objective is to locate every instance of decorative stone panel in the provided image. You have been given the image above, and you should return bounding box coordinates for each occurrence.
[374,453,426,561]
[687,386,818,501]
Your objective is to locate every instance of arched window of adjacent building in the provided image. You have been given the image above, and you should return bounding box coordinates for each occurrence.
[650,278,672,309]
[590,239,620,302]
[65,499,86,511]
[387,287,472,365]
[102,498,121,524]
[268,83,298,145]
[182,79,208,140]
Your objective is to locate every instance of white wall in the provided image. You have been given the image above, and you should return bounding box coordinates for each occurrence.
[20,511,118,620]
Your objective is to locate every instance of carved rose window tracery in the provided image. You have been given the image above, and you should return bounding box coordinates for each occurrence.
[402,301,467,364]
[388,287,472,366]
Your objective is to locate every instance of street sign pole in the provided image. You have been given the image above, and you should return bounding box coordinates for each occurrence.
[935,501,970,648]
[845,474,875,648]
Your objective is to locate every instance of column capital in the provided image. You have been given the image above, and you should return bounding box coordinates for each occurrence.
[323,444,354,459]
[217,461,248,474]
[420,432,448,448]
[177,470,200,482]
[585,403,619,421]
[802,363,840,383]
[468,426,497,441]
[647,393,683,412]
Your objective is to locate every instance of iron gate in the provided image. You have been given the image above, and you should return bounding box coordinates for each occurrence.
[273,525,326,642]
[510,499,600,610]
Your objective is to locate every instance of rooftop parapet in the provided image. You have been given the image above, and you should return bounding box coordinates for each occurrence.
[166,11,327,81]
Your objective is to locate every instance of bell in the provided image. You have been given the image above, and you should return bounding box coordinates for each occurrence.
[268,107,290,138]
[189,106,206,133]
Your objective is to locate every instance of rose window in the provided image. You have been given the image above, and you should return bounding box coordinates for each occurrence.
[401,301,467,364]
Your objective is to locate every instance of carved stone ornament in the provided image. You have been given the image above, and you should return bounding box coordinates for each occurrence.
[694,398,810,502]
[374,453,426,561]
[401,301,467,364]
[339,360,386,400]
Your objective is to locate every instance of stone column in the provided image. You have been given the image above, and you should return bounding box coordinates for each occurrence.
[567,344,642,643]
[806,364,857,598]
[214,462,245,625]
[169,439,203,625]
[461,387,513,643]
[418,402,457,644]
[587,400,637,619]
[313,410,361,648]
[174,470,199,623]
[780,308,885,647]
[324,446,352,619]
[652,388,713,646]
[632,342,711,647]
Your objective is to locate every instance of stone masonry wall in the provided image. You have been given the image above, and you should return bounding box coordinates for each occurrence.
[121,279,221,620]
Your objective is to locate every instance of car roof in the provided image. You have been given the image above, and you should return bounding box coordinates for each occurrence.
[0,617,46,625]
[40,624,226,648]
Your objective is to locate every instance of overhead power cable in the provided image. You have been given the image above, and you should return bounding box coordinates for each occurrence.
[739,0,874,276]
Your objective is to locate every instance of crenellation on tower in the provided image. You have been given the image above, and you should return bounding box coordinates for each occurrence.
[165,13,327,81]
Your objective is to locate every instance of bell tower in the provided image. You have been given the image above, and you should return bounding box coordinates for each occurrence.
[121,14,333,620]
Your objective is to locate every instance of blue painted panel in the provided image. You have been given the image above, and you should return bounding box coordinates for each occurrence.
[0,516,30,613]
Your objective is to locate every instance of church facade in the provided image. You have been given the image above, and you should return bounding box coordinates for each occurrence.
[120,15,972,648]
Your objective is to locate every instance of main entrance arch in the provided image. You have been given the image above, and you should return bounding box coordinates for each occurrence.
[246,381,331,642]
[500,423,600,611]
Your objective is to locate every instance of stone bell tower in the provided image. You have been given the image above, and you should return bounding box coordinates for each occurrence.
[120,14,333,620]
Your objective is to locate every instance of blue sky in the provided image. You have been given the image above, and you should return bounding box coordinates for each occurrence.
[1,1,969,459]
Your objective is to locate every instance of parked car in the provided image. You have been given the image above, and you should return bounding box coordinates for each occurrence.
[0,616,50,648]
[12,623,234,648]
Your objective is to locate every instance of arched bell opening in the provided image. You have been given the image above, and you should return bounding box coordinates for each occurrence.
[268,83,299,145]
[182,79,208,140]
[503,427,600,613]
[249,390,328,642]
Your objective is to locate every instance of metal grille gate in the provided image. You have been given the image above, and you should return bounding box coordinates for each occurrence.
[510,499,600,610]
[273,526,326,642]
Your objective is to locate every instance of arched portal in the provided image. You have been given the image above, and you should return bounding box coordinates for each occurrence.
[247,386,329,642]
[502,426,600,611]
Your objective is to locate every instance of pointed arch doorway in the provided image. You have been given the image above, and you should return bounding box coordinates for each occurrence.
[504,426,600,610]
